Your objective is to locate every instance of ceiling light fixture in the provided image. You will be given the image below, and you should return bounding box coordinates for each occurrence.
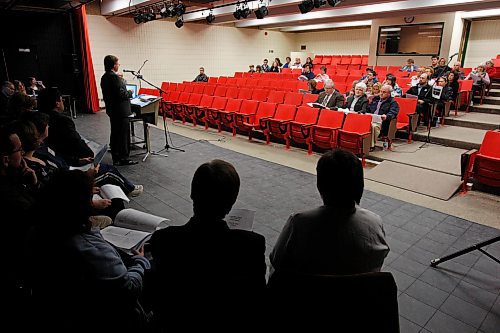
[206,10,215,24]
[327,0,343,7]
[255,1,268,19]
[175,2,186,16]
[175,16,184,28]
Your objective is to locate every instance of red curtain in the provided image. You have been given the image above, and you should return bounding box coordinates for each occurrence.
[74,5,99,113]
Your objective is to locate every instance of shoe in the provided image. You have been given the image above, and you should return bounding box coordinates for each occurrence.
[129,185,144,197]
[114,159,139,166]
[89,215,113,229]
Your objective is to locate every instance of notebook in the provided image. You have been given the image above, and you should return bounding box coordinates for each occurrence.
[126,84,138,99]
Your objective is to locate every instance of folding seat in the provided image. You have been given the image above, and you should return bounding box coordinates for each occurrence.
[340,56,352,65]
[361,55,369,66]
[189,94,214,126]
[461,130,500,193]
[284,92,303,106]
[245,78,259,88]
[281,68,292,74]
[242,72,252,78]
[374,66,387,73]
[251,89,269,102]
[234,102,277,140]
[169,83,178,91]
[317,81,324,90]
[204,96,228,130]
[170,92,191,122]
[183,84,195,93]
[252,72,262,79]
[160,82,170,94]
[391,97,418,144]
[176,84,186,92]
[267,90,286,104]
[376,71,387,80]
[193,85,205,94]
[456,80,473,114]
[270,80,284,91]
[232,99,260,136]
[237,88,253,100]
[337,113,372,166]
[236,78,247,87]
[346,76,359,86]
[257,79,270,89]
[394,71,409,78]
[387,66,400,74]
[321,56,332,65]
[462,68,473,76]
[285,106,320,149]
[208,77,218,84]
[347,64,361,71]
[216,98,243,133]
[326,65,336,74]
[360,65,368,72]
[334,75,348,83]
[217,76,228,85]
[180,93,203,125]
[213,85,227,97]
[330,57,341,66]
[234,72,244,78]
[138,87,148,95]
[308,109,345,154]
[162,91,181,117]
[350,56,362,65]
[225,86,239,99]
[297,81,309,91]
[291,68,303,75]
[336,64,349,70]
[203,85,216,96]
[335,69,349,76]
[334,83,347,94]
[284,81,298,92]
[226,78,238,86]
[313,56,323,65]
[302,93,318,105]
[349,70,363,78]
[262,104,297,144]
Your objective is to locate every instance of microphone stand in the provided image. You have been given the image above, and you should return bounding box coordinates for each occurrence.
[419,54,456,149]
[127,69,185,161]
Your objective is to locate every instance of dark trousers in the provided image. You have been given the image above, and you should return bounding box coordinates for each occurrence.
[109,117,130,162]
[416,103,431,124]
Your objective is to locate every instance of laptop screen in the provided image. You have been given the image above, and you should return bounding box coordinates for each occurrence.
[126,84,138,99]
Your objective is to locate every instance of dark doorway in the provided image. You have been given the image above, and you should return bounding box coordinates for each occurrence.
[1,45,40,84]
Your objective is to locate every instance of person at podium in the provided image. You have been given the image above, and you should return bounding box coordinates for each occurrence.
[100,55,138,166]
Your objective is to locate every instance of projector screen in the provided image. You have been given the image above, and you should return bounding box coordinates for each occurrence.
[377,22,444,56]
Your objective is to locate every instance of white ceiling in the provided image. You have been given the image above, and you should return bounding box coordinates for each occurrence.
[100,0,500,31]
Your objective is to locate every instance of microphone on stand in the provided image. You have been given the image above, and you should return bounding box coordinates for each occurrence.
[123,69,135,73]
[449,53,459,59]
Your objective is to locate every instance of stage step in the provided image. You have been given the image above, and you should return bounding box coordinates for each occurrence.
[413,126,486,150]
[488,88,500,97]
[470,103,500,115]
[491,82,500,89]
[482,96,500,105]
[444,112,500,130]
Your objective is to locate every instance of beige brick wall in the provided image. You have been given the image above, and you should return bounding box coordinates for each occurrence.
[294,28,371,56]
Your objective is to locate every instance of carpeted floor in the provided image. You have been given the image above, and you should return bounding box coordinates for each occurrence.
[76,111,499,333]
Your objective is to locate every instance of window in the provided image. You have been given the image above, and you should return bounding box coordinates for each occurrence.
[377,23,444,56]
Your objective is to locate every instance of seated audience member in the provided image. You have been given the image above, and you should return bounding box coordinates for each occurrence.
[275,57,283,67]
[13,80,26,94]
[430,55,439,77]
[315,80,344,109]
[26,76,45,95]
[343,82,368,113]
[248,65,256,73]
[466,64,491,102]
[193,67,208,82]
[410,67,426,86]
[261,59,270,72]
[361,70,378,87]
[291,57,303,69]
[269,61,280,73]
[424,67,436,86]
[1,81,15,122]
[383,74,402,97]
[346,80,359,98]
[304,57,314,69]
[148,160,266,328]
[269,149,389,281]
[314,66,330,82]
[447,71,459,102]
[400,58,418,72]
[434,76,453,118]
[367,84,400,148]
[406,73,432,125]
[26,170,151,332]
[6,92,36,121]
[255,65,263,73]
[298,64,315,81]
[307,79,324,95]
[367,82,382,104]
[451,61,466,80]
[282,56,292,69]
[437,57,452,76]
[485,60,495,77]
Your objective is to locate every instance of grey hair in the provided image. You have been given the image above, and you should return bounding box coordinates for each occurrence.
[381,84,393,92]
[324,79,335,88]
[355,82,367,92]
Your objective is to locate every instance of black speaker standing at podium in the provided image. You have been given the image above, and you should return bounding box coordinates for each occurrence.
[100,55,138,166]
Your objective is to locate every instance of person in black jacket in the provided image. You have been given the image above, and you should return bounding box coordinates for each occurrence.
[405,73,432,125]
[434,76,453,119]
[367,85,400,148]
[343,82,368,113]
[100,55,137,166]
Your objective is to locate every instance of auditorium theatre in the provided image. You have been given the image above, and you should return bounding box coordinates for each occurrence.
[1,0,499,331]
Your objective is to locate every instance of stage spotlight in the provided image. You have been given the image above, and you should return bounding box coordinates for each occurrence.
[175,17,184,28]
[298,0,314,14]
[160,4,175,18]
[255,5,268,19]
[314,0,326,8]
[175,2,186,16]
[133,12,143,24]
[233,8,241,20]
[327,0,342,7]
[206,11,215,24]
[240,6,251,18]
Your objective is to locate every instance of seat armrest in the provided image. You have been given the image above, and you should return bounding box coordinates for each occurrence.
[461,149,478,179]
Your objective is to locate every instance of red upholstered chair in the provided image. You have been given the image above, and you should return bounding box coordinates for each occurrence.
[281,68,292,74]
[267,90,286,104]
[321,56,332,65]
[361,55,369,66]
[297,81,308,91]
[392,97,418,144]
[225,86,239,99]
[284,92,303,106]
[213,86,227,97]
[313,56,323,65]
[237,88,253,100]
[204,96,228,130]
[236,78,247,87]
[335,69,349,76]
[191,85,204,94]
[183,84,195,93]
[234,72,244,78]
[208,77,218,84]
[161,91,180,118]
[170,92,191,122]
[334,75,348,83]
[461,130,500,193]
[387,66,400,74]
[462,68,473,76]
[337,113,372,167]
[262,104,297,144]
[302,93,318,105]
[217,98,243,133]
[180,93,203,125]
[234,102,276,139]
[457,80,473,114]
[349,70,363,78]
[189,94,214,126]
[351,56,362,65]
[308,109,345,154]
[286,106,320,149]
[284,81,299,92]
[202,85,216,96]
[330,57,341,66]
[252,89,269,102]
[232,99,259,136]
[340,56,352,65]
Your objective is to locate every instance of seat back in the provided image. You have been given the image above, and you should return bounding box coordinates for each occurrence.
[199,95,214,108]
[238,99,259,116]
[342,113,372,132]
[187,93,202,105]
[210,96,228,110]
[223,98,243,113]
[302,93,318,105]
[281,68,292,74]
[253,102,277,124]
[225,86,239,99]
[252,89,269,102]
[177,92,191,104]
[192,85,205,94]
[284,92,303,106]
[208,77,218,84]
[267,90,286,104]
[316,109,345,128]
[272,104,297,121]
[460,80,473,92]
[203,85,216,96]
[394,97,418,122]
[238,88,253,100]
[214,86,227,97]
[479,130,500,158]
[294,106,320,125]
[268,272,399,332]
[217,76,228,85]
[226,77,238,86]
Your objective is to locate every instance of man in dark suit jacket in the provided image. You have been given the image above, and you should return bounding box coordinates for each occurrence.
[406,73,432,125]
[100,55,137,166]
[148,160,266,330]
[367,85,400,147]
[315,80,344,110]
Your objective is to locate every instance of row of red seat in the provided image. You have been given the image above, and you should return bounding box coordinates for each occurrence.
[313,55,369,66]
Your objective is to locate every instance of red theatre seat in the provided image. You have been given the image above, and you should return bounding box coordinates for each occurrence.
[308,109,345,155]
[263,104,298,145]
[392,97,418,143]
[234,102,276,139]
[461,130,500,193]
[284,92,303,106]
[286,106,320,149]
[189,94,214,126]
[337,113,372,167]
[204,96,228,130]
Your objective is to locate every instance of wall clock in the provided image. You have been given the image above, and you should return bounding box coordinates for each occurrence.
[404,16,415,23]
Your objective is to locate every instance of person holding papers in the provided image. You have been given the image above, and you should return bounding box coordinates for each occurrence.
[148,160,266,329]
[366,84,399,149]
[26,170,151,332]
[343,82,368,113]
[406,73,432,126]
[315,80,344,110]
[100,55,137,166]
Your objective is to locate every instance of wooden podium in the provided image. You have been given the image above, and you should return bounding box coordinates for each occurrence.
[130,95,161,158]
